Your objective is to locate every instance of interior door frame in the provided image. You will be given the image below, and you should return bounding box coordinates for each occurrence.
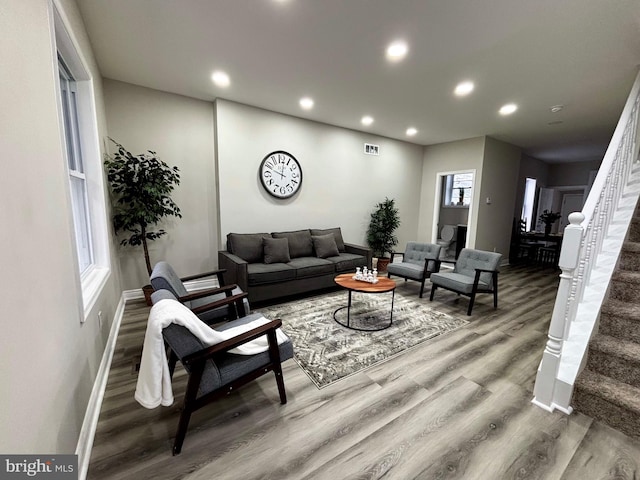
[432,169,476,248]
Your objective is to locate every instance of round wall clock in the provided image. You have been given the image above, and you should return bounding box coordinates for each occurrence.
[259,150,303,199]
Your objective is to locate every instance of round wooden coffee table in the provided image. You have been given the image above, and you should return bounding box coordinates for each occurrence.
[333,273,397,331]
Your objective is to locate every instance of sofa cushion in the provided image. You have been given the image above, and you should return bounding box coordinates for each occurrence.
[287,257,335,279]
[263,237,291,264]
[272,229,313,258]
[247,263,296,286]
[312,234,340,259]
[310,227,346,252]
[227,233,270,263]
[326,252,367,272]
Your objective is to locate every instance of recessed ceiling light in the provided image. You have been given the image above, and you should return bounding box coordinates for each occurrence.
[386,41,408,61]
[454,81,474,96]
[550,105,564,113]
[211,70,230,88]
[299,97,314,110]
[361,115,374,126]
[499,103,518,115]
[406,127,418,136]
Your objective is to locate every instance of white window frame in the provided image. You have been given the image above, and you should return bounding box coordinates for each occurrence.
[521,177,537,231]
[52,3,110,321]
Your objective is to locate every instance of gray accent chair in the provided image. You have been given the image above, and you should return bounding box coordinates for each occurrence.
[150,261,249,324]
[429,248,502,315]
[386,242,442,298]
[151,290,294,455]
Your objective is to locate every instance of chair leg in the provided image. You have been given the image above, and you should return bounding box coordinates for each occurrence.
[274,368,287,404]
[429,283,437,301]
[493,272,499,309]
[172,408,193,455]
[419,279,425,298]
[467,293,476,316]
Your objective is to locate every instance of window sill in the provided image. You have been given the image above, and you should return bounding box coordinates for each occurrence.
[81,265,110,321]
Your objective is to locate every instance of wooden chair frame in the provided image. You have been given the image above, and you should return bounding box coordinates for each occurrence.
[429,259,499,315]
[163,293,287,455]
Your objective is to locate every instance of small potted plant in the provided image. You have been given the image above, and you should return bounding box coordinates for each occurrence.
[539,209,561,236]
[366,197,400,272]
[104,139,181,304]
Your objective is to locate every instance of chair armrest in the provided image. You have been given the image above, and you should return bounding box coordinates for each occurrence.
[177,284,238,303]
[433,258,455,271]
[189,291,248,317]
[182,318,283,365]
[390,251,404,264]
[180,269,226,285]
[474,267,500,273]
[423,256,441,274]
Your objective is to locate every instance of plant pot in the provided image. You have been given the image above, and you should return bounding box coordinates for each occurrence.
[142,284,154,306]
[544,223,552,236]
[376,257,390,272]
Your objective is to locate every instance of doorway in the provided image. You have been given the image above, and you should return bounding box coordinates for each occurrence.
[432,169,475,259]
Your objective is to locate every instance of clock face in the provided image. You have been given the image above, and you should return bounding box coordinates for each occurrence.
[259,151,303,199]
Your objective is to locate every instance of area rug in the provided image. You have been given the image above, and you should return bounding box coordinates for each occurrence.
[257,290,468,388]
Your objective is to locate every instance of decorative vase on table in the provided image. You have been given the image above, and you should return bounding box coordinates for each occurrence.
[544,223,552,236]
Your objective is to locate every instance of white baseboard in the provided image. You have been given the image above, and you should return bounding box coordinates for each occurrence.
[76,278,219,479]
[76,294,126,480]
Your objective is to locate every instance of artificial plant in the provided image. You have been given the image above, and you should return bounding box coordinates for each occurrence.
[366,197,401,258]
[104,139,181,276]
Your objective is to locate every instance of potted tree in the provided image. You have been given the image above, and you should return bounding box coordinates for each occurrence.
[539,209,561,236]
[366,197,401,272]
[104,139,181,304]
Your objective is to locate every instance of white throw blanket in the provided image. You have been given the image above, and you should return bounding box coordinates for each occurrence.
[135,299,288,409]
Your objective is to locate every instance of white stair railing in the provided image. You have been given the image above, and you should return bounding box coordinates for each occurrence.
[532,69,640,413]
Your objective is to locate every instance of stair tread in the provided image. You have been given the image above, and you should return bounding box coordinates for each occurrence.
[601,299,640,321]
[612,270,640,283]
[591,333,640,362]
[576,369,640,414]
[622,241,640,252]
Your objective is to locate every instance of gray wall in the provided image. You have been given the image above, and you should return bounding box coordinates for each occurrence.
[418,137,486,247]
[1,0,122,453]
[103,80,218,289]
[476,137,521,256]
[548,160,601,187]
[215,99,425,250]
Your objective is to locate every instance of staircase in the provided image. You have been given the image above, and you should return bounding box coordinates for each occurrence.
[573,205,640,438]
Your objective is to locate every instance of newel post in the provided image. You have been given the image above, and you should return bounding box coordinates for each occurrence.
[532,212,585,413]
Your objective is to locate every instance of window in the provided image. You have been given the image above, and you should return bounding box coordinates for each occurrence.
[54,5,110,320]
[444,173,473,206]
[58,59,93,273]
[521,177,537,231]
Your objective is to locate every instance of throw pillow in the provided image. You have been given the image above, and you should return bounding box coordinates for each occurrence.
[311,227,346,252]
[263,237,291,264]
[312,234,340,259]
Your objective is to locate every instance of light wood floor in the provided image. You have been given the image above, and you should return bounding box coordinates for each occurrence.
[87,265,640,479]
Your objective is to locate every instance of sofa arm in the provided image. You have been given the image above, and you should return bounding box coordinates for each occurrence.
[344,243,373,268]
[218,251,249,293]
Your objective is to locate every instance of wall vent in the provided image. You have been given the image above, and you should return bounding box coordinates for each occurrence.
[364,143,379,155]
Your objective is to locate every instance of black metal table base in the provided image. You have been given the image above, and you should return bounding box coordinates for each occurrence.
[333,289,395,331]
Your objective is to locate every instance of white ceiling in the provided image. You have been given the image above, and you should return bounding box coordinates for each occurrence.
[77,0,640,163]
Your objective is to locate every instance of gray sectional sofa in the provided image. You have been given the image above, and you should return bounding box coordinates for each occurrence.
[218,227,372,303]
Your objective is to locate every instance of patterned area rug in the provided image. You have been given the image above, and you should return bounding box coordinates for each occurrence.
[258,290,468,388]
